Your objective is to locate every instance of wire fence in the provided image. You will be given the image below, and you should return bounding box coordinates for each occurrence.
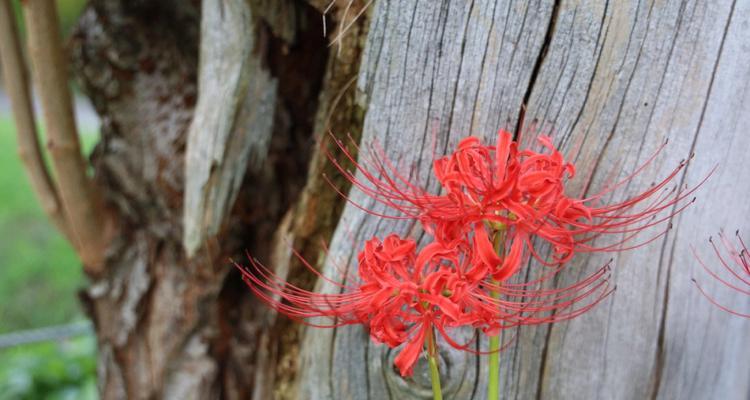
[0,321,93,349]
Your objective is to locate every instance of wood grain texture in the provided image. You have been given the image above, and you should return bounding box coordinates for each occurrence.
[300,1,554,398]
[183,0,277,256]
[297,0,750,399]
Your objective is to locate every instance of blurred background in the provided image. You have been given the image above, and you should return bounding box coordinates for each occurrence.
[1,1,97,398]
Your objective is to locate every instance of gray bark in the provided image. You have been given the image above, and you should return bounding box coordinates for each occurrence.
[183,0,277,256]
[298,1,750,399]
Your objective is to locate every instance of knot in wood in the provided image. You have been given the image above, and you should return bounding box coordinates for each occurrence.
[382,334,471,399]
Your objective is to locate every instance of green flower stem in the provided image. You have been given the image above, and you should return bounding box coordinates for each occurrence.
[488,229,506,399]
[426,326,443,400]
[487,290,501,399]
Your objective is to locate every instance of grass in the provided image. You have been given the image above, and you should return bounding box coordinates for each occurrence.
[1,0,91,333]
[0,116,99,399]
[2,3,97,398]
[0,336,97,400]
[0,117,91,334]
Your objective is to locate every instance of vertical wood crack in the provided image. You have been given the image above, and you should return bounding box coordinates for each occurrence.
[515,0,561,140]
[511,2,563,398]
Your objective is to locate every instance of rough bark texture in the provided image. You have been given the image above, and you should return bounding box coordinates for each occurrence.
[182,0,277,257]
[69,0,342,398]
[63,0,750,399]
[298,1,750,399]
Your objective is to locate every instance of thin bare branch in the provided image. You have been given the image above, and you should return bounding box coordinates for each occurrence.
[0,0,71,238]
[22,0,109,274]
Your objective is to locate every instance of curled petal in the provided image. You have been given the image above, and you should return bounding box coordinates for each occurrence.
[493,232,527,282]
[473,224,503,269]
[393,322,429,376]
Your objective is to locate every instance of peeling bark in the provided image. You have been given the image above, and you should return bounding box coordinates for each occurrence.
[70,0,336,398]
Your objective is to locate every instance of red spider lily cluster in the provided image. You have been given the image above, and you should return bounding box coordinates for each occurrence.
[693,231,750,318]
[238,130,697,376]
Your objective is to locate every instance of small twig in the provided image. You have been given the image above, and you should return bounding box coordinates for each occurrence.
[328,0,373,51]
[322,0,336,37]
[22,0,109,274]
[0,0,70,238]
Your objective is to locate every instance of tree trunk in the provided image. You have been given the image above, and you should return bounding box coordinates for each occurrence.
[69,0,355,398]
[64,0,749,399]
[298,1,750,399]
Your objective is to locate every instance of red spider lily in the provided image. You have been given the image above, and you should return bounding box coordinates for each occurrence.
[693,231,750,318]
[325,130,705,283]
[236,128,702,382]
[236,234,613,376]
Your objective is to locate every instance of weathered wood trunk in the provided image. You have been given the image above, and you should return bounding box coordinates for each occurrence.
[69,0,354,398]
[65,0,749,399]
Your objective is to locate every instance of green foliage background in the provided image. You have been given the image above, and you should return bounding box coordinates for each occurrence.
[1,2,96,397]
[9,0,87,36]
[0,116,97,399]
[0,338,97,400]
[0,118,86,334]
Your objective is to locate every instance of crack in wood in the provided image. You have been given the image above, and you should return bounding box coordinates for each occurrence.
[516,0,562,142]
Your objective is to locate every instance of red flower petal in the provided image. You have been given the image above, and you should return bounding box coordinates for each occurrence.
[493,232,526,281]
[394,322,428,376]
[473,223,503,269]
